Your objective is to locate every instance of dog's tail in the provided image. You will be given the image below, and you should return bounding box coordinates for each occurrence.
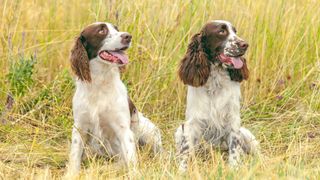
[240,127,260,155]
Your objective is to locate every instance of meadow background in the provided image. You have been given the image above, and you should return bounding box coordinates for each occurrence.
[0,0,319,179]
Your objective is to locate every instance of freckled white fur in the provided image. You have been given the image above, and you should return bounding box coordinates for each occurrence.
[187,65,241,132]
[67,22,162,175]
[175,20,259,172]
[213,20,245,56]
[68,59,136,175]
[175,65,259,171]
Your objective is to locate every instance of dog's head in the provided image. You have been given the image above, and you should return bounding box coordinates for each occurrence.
[179,20,249,87]
[202,20,248,69]
[70,22,132,82]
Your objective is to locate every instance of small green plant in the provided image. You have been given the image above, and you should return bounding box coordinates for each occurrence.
[6,56,36,97]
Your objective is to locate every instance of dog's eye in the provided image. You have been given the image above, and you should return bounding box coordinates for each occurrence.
[98,29,106,34]
[98,26,108,35]
[218,29,227,35]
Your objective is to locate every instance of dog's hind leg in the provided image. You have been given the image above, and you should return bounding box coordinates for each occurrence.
[239,127,259,155]
[131,112,163,154]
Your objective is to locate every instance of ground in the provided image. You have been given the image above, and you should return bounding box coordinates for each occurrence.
[0,0,319,179]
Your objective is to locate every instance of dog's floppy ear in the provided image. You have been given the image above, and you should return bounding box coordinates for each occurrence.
[228,57,249,82]
[70,35,91,82]
[240,58,249,80]
[178,33,211,87]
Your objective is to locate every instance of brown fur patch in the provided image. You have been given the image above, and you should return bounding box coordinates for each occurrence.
[119,65,127,73]
[70,36,91,82]
[178,33,211,87]
[128,98,137,117]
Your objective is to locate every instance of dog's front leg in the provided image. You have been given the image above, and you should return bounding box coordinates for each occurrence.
[67,125,88,175]
[228,131,242,168]
[113,125,137,167]
[176,120,203,172]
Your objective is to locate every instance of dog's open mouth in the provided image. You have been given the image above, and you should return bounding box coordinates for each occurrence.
[99,50,129,65]
[218,53,243,69]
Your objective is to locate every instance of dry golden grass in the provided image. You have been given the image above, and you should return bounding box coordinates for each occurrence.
[0,0,319,179]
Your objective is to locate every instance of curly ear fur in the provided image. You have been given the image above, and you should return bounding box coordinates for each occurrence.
[70,36,91,82]
[228,58,249,82]
[178,33,211,87]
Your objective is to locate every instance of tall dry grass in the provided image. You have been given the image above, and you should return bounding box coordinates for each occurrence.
[0,0,319,179]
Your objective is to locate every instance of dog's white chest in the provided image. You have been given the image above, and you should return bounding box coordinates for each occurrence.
[186,66,241,127]
[205,66,241,107]
[72,66,131,155]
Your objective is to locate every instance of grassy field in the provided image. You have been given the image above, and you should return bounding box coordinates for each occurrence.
[0,0,319,179]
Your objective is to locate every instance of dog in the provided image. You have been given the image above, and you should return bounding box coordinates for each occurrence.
[67,22,162,175]
[175,20,259,171]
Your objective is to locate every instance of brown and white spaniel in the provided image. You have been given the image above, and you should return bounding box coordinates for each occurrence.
[175,20,259,171]
[67,22,162,175]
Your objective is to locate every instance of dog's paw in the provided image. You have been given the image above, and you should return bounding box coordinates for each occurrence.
[178,161,188,173]
[63,170,80,180]
[228,158,241,171]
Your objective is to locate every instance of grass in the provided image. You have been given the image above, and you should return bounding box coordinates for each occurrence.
[0,0,319,179]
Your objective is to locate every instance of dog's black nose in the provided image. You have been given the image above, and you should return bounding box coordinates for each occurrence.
[121,33,132,44]
[238,41,249,50]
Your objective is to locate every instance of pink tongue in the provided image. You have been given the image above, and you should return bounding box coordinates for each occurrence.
[230,57,243,69]
[109,51,129,64]
[100,51,111,60]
